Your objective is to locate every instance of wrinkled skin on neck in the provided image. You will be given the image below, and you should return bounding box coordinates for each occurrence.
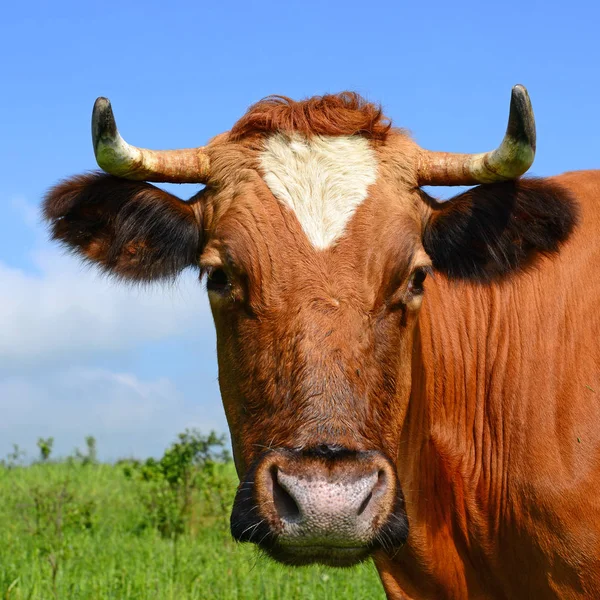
[376,173,600,599]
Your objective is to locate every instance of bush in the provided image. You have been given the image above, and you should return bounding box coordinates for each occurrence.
[73,436,97,466]
[1,444,26,469]
[16,476,97,598]
[123,429,231,539]
[37,437,54,462]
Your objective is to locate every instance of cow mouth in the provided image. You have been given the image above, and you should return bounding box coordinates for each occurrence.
[231,448,409,567]
[265,543,372,567]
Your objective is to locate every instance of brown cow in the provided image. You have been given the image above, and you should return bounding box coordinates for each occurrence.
[43,87,600,599]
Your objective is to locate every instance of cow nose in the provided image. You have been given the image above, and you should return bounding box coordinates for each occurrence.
[256,451,396,546]
[272,468,382,537]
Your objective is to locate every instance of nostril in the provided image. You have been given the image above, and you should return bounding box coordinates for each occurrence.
[372,469,388,498]
[357,470,388,517]
[357,491,373,516]
[271,467,301,522]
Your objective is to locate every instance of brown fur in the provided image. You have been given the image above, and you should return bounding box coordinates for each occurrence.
[380,171,600,599]
[230,92,391,142]
[423,178,579,280]
[43,173,203,282]
[42,93,599,599]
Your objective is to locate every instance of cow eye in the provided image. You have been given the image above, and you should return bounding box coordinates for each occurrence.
[206,268,230,294]
[407,267,429,296]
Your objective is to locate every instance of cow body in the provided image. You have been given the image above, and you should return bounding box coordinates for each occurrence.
[43,92,600,599]
[380,171,600,599]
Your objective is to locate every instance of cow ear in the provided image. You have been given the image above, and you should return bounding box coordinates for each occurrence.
[422,178,579,281]
[43,172,202,282]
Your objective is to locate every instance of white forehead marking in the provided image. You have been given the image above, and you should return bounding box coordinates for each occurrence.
[259,133,378,249]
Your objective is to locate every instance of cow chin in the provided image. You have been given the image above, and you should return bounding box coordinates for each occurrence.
[265,543,373,568]
[230,447,409,568]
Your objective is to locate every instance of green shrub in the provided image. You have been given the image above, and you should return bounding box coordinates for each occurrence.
[124,429,232,539]
[37,437,54,462]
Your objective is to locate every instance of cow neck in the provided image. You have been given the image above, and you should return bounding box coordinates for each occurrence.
[395,274,530,594]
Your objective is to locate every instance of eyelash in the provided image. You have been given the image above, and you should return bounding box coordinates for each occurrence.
[408,267,430,296]
[206,268,230,294]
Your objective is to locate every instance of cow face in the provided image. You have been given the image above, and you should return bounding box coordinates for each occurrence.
[44,90,576,568]
[200,132,427,565]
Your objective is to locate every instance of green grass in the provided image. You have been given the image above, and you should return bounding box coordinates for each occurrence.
[0,462,385,599]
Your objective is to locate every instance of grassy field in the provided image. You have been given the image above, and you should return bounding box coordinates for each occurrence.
[0,459,385,599]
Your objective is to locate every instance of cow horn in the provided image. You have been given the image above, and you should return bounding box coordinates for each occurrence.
[417,85,536,186]
[92,97,210,183]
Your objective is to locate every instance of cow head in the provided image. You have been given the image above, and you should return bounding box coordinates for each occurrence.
[43,87,576,567]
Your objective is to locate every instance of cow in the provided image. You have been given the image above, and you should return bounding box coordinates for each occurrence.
[43,86,600,599]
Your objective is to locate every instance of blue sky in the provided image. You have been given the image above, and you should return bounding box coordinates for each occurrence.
[1,0,598,460]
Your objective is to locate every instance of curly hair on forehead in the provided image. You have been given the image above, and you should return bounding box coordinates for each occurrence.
[229,92,392,141]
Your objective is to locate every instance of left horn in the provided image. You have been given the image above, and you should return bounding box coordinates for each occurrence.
[92,97,211,183]
[417,85,536,186]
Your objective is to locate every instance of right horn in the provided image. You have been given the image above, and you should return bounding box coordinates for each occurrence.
[92,97,211,183]
[417,85,536,186]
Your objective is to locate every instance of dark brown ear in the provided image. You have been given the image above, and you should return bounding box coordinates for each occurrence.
[43,172,202,282]
[422,178,579,281]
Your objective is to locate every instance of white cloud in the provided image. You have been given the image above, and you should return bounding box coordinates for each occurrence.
[0,198,227,461]
[0,243,212,369]
[0,366,227,461]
